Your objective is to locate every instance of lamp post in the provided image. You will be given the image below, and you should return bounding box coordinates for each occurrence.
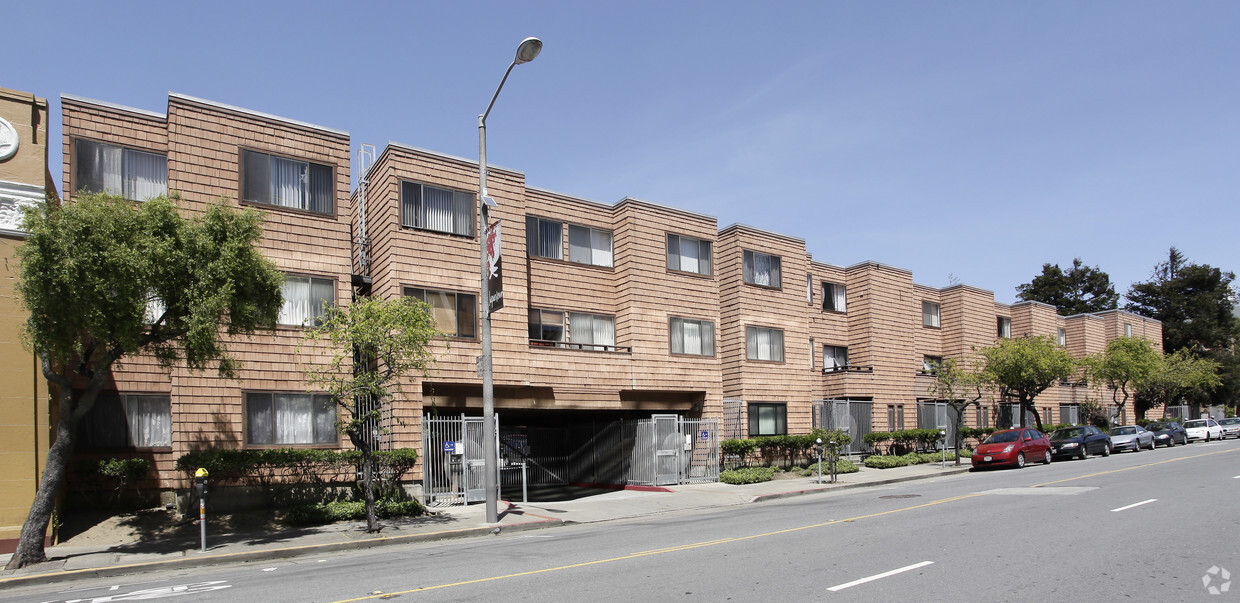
[479,36,542,524]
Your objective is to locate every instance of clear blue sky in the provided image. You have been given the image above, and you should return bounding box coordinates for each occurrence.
[8,1,1238,304]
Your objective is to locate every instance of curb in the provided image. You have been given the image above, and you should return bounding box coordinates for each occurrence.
[748,466,972,502]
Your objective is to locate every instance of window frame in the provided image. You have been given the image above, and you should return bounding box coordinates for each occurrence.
[1124,323,1132,337]
[567,311,617,351]
[567,223,614,267]
[745,325,785,362]
[77,391,172,450]
[404,286,478,339]
[742,250,782,289]
[528,308,566,346]
[887,404,904,431]
[748,402,788,437]
[72,137,168,202]
[239,148,335,216]
[666,233,713,276]
[278,274,335,327]
[244,391,338,447]
[526,215,564,260]
[1057,328,1067,347]
[823,344,849,372]
[922,301,941,328]
[997,316,1011,338]
[669,316,716,357]
[822,282,847,313]
[400,180,476,237]
[922,355,943,375]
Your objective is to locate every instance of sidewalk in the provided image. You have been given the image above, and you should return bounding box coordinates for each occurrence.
[0,462,971,588]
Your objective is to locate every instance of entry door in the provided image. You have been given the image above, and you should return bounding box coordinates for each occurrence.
[462,417,486,503]
[653,414,680,486]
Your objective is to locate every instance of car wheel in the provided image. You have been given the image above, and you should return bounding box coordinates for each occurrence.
[1043,450,1052,464]
[1101,443,1111,457]
[1078,446,1087,460]
[1133,441,1139,453]
[1016,452,1026,468]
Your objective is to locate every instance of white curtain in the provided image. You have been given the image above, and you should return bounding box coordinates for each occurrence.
[593,315,615,349]
[833,285,847,313]
[313,395,336,444]
[271,156,306,209]
[571,226,613,267]
[121,395,171,447]
[275,394,313,444]
[747,326,783,361]
[452,190,474,236]
[124,148,167,201]
[421,186,454,233]
[570,313,614,349]
[280,277,311,326]
[679,236,700,273]
[825,346,848,369]
[592,229,613,267]
[672,318,713,355]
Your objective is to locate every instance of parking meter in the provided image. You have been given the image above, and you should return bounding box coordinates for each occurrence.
[195,468,208,552]
[815,438,823,484]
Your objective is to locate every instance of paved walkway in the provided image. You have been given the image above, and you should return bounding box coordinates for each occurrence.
[0,462,971,588]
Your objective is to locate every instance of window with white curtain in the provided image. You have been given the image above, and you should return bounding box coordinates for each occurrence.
[568,224,613,267]
[242,149,333,215]
[997,316,1011,338]
[569,312,616,350]
[1124,323,1132,337]
[670,317,715,356]
[748,402,787,436]
[245,392,337,445]
[922,301,941,328]
[667,234,712,275]
[823,282,847,313]
[279,276,334,326]
[78,392,171,448]
[1058,328,1067,346]
[526,216,563,259]
[528,309,565,344]
[401,181,475,236]
[743,250,781,288]
[746,325,785,361]
[824,345,849,371]
[923,355,943,374]
[405,287,477,338]
[74,139,167,201]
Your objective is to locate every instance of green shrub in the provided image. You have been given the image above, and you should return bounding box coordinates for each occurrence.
[74,458,152,507]
[719,466,777,484]
[864,455,910,469]
[797,459,860,476]
[284,498,426,526]
[721,438,759,458]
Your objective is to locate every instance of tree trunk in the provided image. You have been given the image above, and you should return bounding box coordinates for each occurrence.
[5,413,74,569]
[362,447,377,532]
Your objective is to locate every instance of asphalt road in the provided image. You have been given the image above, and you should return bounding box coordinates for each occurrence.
[9,439,1238,602]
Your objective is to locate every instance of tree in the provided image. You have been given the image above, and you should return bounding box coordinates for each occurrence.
[1082,337,1160,422]
[1015,258,1119,316]
[976,336,1077,432]
[300,295,440,532]
[926,357,988,465]
[7,193,283,569]
[1135,349,1222,420]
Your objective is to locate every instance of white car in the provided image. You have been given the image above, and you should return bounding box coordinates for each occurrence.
[1217,417,1240,439]
[1183,419,1223,442]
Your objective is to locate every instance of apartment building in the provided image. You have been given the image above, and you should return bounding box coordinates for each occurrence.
[45,90,1163,500]
[60,93,354,492]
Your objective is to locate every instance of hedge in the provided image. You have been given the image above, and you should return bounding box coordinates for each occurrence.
[284,498,426,526]
[720,466,778,484]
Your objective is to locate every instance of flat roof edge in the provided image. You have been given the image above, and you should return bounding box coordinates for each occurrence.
[170,92,348,138]
[61,94,166,120]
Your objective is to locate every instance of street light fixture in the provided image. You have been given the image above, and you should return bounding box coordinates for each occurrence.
[479,36,541,524]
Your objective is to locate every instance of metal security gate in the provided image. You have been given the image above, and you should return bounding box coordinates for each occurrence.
[680,418,720,484]
[918,402,956,450]
[627,415,720,486]
[813,399,873,454]
[421,414,498,508]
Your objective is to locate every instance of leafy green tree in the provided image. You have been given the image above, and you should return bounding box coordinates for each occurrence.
[7,193,283,569]
[926,357,989,465]
[976,336,1077,432]
[1082,337,1161,422]
[300,295,440,532]
[1015,258,1119,316]
[1135,349,1222,420]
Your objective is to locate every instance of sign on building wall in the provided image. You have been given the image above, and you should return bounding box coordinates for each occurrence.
[486,220,503,313]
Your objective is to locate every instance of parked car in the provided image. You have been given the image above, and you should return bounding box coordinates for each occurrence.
[972,428,1052,469]
[1183,419,1223,442]
[1217,417,1240,439]
[1049,426,1112,460]
[1145,421,1187,447]
[1108,425,1155,452]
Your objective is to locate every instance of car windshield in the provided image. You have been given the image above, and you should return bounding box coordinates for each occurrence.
[1184,420,1206,428]
[983,431,1020,444]
[1110,427,1136,435]
[1220,418,1240,425]
[1146,423,1166,430]
[1051,428,1084,440]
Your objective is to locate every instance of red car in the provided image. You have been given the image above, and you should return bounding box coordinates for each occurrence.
[971,428,1052,469]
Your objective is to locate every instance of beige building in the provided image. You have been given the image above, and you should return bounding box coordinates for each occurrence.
[0,87,54,553]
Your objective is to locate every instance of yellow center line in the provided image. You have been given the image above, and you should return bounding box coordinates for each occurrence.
[329,492,989,602]
[1030,447,1239,488]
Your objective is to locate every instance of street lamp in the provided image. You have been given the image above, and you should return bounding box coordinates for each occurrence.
[479,36,541,524]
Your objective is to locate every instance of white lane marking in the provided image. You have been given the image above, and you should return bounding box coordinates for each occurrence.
[1233,476,1240,479]
[827,561,934,592]
[261,567,278,572]
[1111,499,1157,512]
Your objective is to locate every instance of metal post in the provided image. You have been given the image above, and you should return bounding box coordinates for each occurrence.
[521,462,528,503]
[815,437,822,484]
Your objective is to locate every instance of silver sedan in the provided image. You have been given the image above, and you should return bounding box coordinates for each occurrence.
[1108,425,1155,452]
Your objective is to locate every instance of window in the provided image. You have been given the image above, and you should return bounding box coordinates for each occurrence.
[79,392,171,448]
[743,250,781,288]
[667,234,712,275]
[977,407,989,429]
[997,316,1011,338]
[401,181,474,236]
[279,276,334,326]
[526,216,563,259]
[746,326,785,361]
[569,312,616,350]
[806,274,813,304]
[245,392,336,445]
[670,317,715,356]
[1057,328,1067,347]
[824,345,849,371]
[241,149,333,215]
[74,139,167,201]
[405,287,477,338]
[1124,323,1132,337]
[823,282,847,313]
[923,355,942,374]
[748,402,787,436]
[568,224,613,267]
[922,301,941,328]
[887,404,904,431]
[528,309,565,345]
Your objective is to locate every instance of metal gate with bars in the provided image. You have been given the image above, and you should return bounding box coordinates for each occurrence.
[627,415,720,486]
[813,400,874,454]
[421,414,498,508]
[917,401,959,450]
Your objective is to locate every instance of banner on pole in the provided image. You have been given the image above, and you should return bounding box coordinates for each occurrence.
[485,220,503,312]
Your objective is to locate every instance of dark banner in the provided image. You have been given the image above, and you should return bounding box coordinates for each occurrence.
[486,220,503,313]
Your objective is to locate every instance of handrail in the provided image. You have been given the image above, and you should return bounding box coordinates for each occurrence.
[528,339,632,353]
